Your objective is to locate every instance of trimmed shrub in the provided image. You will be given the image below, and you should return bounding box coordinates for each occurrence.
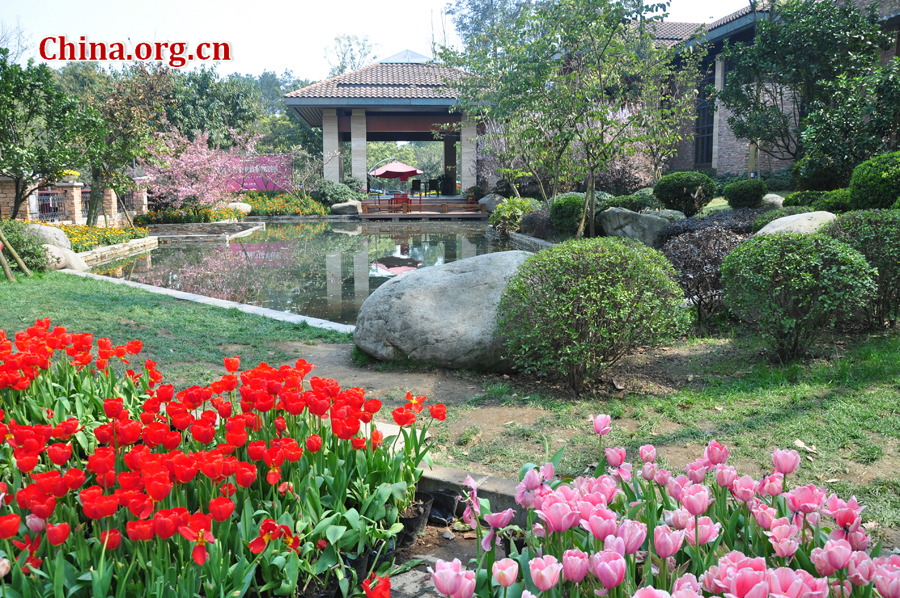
[849,151,900,210]
[724,179,768,209]
[550,194,586,235]
[653,172,716,217]
[812,187,852,213]
[821,210,900,328]
[633,187,655,198]
[597,194,662,214]
[792,155,847,192]
[721,234,875,361]
[134,205,245,225]
[659,208,768,245]
[315,179,366,206]
[489,197,539,235]
[519,208,554,240]
[752,206,813,233]
[783,190,824,207]
[0,219,49,273]
[662,226,744,330]
[341,177,365,192]
[497,237,689,392]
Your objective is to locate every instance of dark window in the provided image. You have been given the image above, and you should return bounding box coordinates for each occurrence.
[694,64,716,168]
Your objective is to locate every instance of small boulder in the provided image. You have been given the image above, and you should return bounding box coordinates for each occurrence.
[354,251,532,371]
[331,200,362,215]
[25,224,71,250]
[43,244,67,270]
[762,194,784,210]
[597,207,670,248]
[477,193,505,213]
[60,248,89,272]
[226,202,252,215]
[756,211,836,236]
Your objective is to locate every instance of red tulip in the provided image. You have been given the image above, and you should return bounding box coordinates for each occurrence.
[247,441,267,461]
[172,454,199,483]
[225,427,247,448]
[190,422,215,445]
[223,356,240,373]
[125,340,142,355]
[428,404,447,421]
[0,514,20,539]
[15,452,39,473]
[100,529,121,550]
[392,407,416,427]
[141,422,169,448]
[153,509,181,540]
[363,573,392,598]
[209,497,235,522]
[103,398,124,419]
[46,522,70,546]
[47,443,72,465]
[63,468,86,490]
[305,435,322,453]
[235,463,257,488]
[127,519,155,542]
[30,494,56,520]
[81,488,119,520]
[249,518,283,553]
[179,512,215,565]
[87,447,116,475]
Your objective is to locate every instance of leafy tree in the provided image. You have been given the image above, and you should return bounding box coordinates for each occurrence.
[444,0,531,51]
[0,18,30,63]
[244,70,323,158]
[141,130,235,209]
[713,0,892,162]
[324,35,379,78]
[0,49,89,219]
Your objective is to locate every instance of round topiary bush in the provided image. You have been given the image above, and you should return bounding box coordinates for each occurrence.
[661,226,744,330]
[724,179,768,209]
[497,237,689,392]
[821,210,900,328]
[849,151,900,210]
[653,172,716,217]
[550,194,586,235]
[783,190,824,207]
[752,206,813,233]
[812,187,852,213]
[0,219,49,273]
[721,234,875,361]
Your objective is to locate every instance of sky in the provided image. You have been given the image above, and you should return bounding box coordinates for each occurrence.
[2,0,752,81]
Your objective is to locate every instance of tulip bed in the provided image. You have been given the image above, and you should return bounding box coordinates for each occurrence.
[0,319,444,597]
[430,415,899,598]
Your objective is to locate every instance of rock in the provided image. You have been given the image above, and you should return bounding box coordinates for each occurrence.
[330,200,362,215]
[442,530,456,541]
[597,207,670,248]
[42,244,67,270]
[354,251,532,371]
[762,194,784,210]
[25,224,71,250]
[756,211,836,236]
[650,209,685,222]
[60,248,89,272]
[477,193,505,213]
[226,202,252,215]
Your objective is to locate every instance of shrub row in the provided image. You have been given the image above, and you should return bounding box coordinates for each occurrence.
[134,206,245,226]
[241,192,327,216]
[50,224,151,253]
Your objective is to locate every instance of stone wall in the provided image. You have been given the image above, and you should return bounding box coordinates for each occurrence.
[77,236,159,267]
[0,179,16,219]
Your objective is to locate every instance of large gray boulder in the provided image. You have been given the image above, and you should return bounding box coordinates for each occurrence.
[43,244,67,270]
[762,194,784,210]
[756,211,835,235]
[226,202,252,215]
[597,207,670,248]
[60,248,89,272]
[25,224,71,250]
[477,193,505,213]
[354,251,531,371]
[331,200,362,215]
[650,209,685,223]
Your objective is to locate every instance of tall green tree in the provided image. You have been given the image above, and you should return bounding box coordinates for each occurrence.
[324,35,379,78]
[0,49,89,219]
[712,0,892,162]
[444,0,531,51]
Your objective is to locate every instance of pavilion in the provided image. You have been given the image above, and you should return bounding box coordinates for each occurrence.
[284,50,477,196]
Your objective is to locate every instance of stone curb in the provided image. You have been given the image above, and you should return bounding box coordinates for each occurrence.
[58,269,355,334]
[417,464,524,528]
[76,237,159,267]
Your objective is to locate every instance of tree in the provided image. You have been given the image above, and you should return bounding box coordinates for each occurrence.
[444,0,531,52]
[141,130,234,209]
[0,18,30,63]
[712,0,892,163]
[0,50,89,219]
[324,35,379,78]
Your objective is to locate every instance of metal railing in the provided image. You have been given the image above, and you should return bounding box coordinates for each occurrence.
[81,188,91,219]
[36,190,67,223]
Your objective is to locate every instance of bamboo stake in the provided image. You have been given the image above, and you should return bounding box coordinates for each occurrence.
[0,248,16,282]
[0,227,33,277]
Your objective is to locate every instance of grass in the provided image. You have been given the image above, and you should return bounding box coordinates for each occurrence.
[0,272,352,386]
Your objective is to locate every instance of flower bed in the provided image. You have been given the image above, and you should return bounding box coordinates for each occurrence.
[429,415,898,598]
[48,224,150,253]
[0,319,442,596]
[134,206,245,226]
[241,192,328,216]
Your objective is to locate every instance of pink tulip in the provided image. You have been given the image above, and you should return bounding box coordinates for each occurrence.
[673,590,702,598]
[766,568,805,598]
[484,509,515,529]
[429,559,464,597]
[846,530,869,552]
[617,519,647,554]
[581,507,618,541]
[847,551,874,586]
[731,475,757,502]
[654,468,672,486]
[612,462,633,483]
[532,522,545,538]
[640,445,657,462]
[454,570,476,598]
[590,414,611,435]
[633,588,672,598]
[831,579,852,598]
[666,507,692,530]
[772,449,800,475]
[540,462,555,481]
[822,538,853,570]
[674,574,700,593]
[492,558,518,588]
[521,468,543,491]
[604,535,625,555]
[685,458,709,484]
[606,447,626,468]
[752,503,777,529]
[562,549,590,583]
[716,464,738,489]
[529,555,563,592]
[590,550,626,589]
[642,462,658,481]
[685,516,721,546]
[705,440,729,465]
[654,525,685,559]
[785,484,826,514]
[668,475,693,502]
[727,568,769,598]
[681,485,711,516]
[874,565,900,598]
[758,473,783,497]
[25,514,46,532]
[833,507,862,533]
[537,502,580,534]
[767,521,800,559]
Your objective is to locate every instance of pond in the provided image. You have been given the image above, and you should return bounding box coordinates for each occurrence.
[93,222,503,325]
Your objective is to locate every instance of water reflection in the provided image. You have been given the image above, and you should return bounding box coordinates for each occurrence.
[94,222,500,325]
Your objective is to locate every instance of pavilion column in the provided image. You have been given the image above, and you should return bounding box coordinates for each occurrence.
[322,109,341,183]
[351,109,367,183]
[460,118,478,194]
[443,134,457,196]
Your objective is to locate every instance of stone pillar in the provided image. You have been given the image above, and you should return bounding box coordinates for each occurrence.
[322,109,341,183]
[132,177,150,215]
[711,58,725,171]
[0,178,16,219]
[353,240,369,310]
[103,189,118,224]
[443,134,457,196]
[460,118,478,194]
[351,109,367,184]
[325,252,342,320]
[57,183,84,224]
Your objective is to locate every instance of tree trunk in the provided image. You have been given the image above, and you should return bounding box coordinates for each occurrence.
[88,165,103,226]
[10,178,26,220]
[588,170,596,238]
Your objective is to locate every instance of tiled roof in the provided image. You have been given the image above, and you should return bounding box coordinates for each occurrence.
[707,2,771,30]
[284,63,463,100]
[651,21,702,47]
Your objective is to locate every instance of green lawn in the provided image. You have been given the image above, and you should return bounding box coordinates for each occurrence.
[0,272,352,386]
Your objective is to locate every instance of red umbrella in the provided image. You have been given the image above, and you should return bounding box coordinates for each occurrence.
[368,160,424,182]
